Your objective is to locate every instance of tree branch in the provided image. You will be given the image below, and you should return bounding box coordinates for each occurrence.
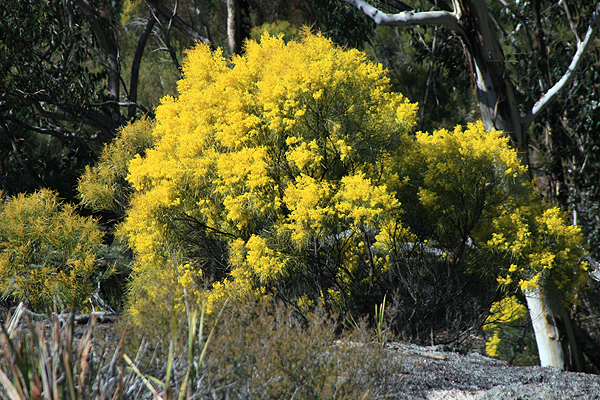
[341,0,462,33]
[0,119,46,188]
[164,0,183,74]
[145,0,210,44]
[522,3,600,131]
[191,0,214,46]
[16,90,119,141]
[129,15,156,120]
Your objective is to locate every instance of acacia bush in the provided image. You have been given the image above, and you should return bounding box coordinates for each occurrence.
[84,31,589,347]
[120,30,418,324]
[78,116,155,217]
[0,189,104,312]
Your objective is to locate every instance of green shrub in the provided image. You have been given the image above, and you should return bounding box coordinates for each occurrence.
[0,189,103,312]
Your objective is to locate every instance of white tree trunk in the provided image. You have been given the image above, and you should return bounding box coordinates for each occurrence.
[524,287,564,368]
[226,0,239,56]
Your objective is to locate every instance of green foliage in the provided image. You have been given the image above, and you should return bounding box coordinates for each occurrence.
[250,20,298,43]
[0,190,103,312]
[366,24,477,132]
[0,0,108,199]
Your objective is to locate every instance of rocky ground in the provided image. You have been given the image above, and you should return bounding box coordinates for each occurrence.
[377,342,600,399]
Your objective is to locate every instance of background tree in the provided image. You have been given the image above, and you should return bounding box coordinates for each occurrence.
[0,0,174,198]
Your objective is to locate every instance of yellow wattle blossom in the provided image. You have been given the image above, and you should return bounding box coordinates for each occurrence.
[118,30,418,319]
[484,296,529,359]
[108,25,589,341]
[0,189,103,312]
[486,332,502,358]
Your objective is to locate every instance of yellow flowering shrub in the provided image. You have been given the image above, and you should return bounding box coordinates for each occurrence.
[392,121,588,298]
[378,121,590,344]
[483,296,537,364]
[77,117,155,215]
[98,30,589,343]
[480,193,589,305]
[0,189,103,311]
[121,31,418,320]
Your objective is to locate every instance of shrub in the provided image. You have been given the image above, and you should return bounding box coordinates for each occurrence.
[199,296,394,399]
[123,295,397,400]
[121,30,418,324]
[93,31,589,347]
[0,189,103,312]
[383,123,588,345]
[77,116,155,217]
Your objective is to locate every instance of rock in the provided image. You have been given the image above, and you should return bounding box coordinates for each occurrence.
[378,342,600,399]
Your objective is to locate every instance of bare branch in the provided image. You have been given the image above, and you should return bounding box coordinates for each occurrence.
[522,3,600,131]
[499,0,546,92]
[15,90,119,140]
[341,0,462,33]
[129,15,156,120]
[145,0,210,45]
[0,119,46,188]
[191,0,214,47]
[164,0,183,74]
[562,0,581,43]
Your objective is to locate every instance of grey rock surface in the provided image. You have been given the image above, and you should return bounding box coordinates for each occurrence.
[378,342,600,399]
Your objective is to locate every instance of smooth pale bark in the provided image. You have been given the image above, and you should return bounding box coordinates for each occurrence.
[227,0,242,55]
[342,0,600,370]
[522,3,600,130]
[524,287,564,368]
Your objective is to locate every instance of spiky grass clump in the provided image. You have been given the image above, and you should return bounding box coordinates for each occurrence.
[0,303,125,400]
